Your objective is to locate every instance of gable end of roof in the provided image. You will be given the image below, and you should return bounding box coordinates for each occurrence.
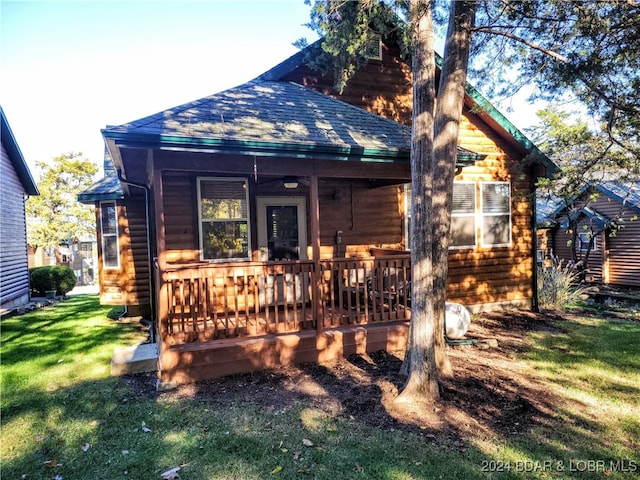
[1,106,39,196]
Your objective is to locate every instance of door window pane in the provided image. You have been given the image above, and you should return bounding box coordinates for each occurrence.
[267,205,299,260]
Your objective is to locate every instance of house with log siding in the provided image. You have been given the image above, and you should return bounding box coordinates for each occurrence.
[79,38,556,386]
[1,107,39,313]
[537,181,640,287]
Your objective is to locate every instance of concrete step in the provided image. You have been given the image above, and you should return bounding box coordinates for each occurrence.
[111,343,159,376]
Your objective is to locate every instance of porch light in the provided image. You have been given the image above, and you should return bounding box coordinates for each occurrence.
[283,176,299,189]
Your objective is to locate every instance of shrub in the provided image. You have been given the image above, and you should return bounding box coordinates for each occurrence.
[29,266,77,296]
[537,257,587,309]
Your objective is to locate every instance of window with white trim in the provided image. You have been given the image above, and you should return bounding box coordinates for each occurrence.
[364,32,383,60]
[198,177,250,261]
[100,201,119,269]
[450,182,477,248]
[578,231,597,251]
[481,182,511,247]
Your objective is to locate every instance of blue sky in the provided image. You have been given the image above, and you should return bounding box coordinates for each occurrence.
[1,0,318,175]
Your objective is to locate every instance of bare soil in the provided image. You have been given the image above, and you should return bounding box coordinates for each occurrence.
[124,310,576,444]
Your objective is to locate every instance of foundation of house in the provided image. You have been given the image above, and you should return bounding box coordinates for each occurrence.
[157,321,411,389]
[111,343,159,376]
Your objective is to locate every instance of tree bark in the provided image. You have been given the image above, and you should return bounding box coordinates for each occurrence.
[397,0,439,403]
[432,0,477,377]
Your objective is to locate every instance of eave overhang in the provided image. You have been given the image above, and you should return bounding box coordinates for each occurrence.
[103,129,484,171]
[1,107,39,196]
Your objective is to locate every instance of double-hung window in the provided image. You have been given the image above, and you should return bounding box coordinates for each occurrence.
[100,201,119,269]
[450,182,476,248]
[405,181,512,249]
[198,177,250,261]
[481,182,511,247]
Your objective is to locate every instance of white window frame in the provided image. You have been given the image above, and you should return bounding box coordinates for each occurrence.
[450,181,477,249]
[100,200,120,270]
[578,231,597,251]
[404,183,411,250]
[256,196,308,261]
[197,177,251,262]
[480,181,512,248]
[364,32,383,60]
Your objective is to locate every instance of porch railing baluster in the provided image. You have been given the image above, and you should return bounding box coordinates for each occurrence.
[160,255,410,345]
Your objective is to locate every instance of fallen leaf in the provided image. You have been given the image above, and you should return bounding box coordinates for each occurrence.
[142,426,152,433]
[81,443,90,452]
[292,451,302,460]
[160,466,181,479]
[122,450,129,455]
[270,465,283,475]
[302,438,314,447]
[44,460,58,468]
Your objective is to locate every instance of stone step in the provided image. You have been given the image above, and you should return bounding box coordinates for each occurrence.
[111,343,159,376]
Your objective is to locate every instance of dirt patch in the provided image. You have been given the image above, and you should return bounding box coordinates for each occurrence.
[123,310,565,444]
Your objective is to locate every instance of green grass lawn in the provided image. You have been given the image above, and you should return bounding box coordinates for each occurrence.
[1,295,639,479]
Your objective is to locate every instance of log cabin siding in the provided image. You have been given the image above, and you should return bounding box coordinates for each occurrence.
[589,192,640,286]
[541,189,640,287]
[160,171,406,264]
[97,195,151,308]
[318,181,404,258]
[282,42,537,309]
[0,142,31,308]
[282,41,414,126]
[608,222,640,286]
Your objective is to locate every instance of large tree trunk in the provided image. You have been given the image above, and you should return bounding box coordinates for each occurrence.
[397,0,439,404]
[432,0,477,377]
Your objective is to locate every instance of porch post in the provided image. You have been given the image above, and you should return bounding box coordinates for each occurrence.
[309,174,323,333]
[151,160,170,376]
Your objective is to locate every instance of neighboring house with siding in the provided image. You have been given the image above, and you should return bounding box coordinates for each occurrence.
[0,107,39,312]
[79,37,556,386]
[537,181,640,287]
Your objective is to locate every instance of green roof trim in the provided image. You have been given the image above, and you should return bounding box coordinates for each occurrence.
[103,130,410,163]
[77,173,124,203]
[103,130,480,169]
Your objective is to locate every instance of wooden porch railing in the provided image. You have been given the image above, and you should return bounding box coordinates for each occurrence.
[159,255,411,345]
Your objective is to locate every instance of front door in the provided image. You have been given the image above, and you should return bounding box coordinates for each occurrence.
[257,197,307,261]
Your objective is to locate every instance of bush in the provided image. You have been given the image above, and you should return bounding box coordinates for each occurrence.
[29,266,77,296]
[537,257,587,309]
